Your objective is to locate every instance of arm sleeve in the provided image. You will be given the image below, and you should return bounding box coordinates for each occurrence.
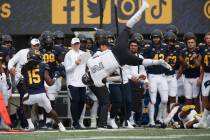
[8,50,21,70]
[127,66,133,79]
[139,65,147,76]
[64,52,77,73]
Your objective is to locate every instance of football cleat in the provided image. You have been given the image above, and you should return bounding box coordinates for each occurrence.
[108,119,118,129]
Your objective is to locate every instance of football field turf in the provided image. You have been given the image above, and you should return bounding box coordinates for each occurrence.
[0,129,210,140]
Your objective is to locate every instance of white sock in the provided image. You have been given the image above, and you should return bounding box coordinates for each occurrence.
[38,114,44,121]
[126,0,150,28]
[162,103,167,120]
[156,103,164,122]
[79,104,86,123]
[58,122,63,127]
[203,108,210,119]
[108,112,110,118]
[149,102,155,124]
[90,101,98,118]
[170,103,175,111]
[46,118,52,124]
[129,112,135,123]
[164,106,179,124]
[27,118,33,126]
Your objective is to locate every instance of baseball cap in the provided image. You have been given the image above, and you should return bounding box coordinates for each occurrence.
[31,38,40,45]
[71,37,80,45]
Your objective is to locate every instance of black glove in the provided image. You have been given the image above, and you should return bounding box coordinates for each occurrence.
[57,64,66,78]
[82,72,94,86]
[6,78,12,90]
[53,71,61,80]
[102,78,107,84]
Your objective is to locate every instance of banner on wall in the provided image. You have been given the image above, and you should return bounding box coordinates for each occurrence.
[0,0,209,34]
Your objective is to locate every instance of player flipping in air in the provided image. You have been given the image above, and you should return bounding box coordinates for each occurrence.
[82,0,172,88]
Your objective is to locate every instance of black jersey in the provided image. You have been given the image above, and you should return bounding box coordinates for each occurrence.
[200,45,210,73]
[165,46,180,75]
[40,47,58,78]
[22,63,48,94]
[143,44,168,74]
[181,48,200,78]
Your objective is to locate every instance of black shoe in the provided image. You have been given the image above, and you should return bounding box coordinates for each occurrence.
[135,120,142,127]
[155,120,162,124]
[159,123,167,128]
[155,120,163,127]
[73,124,82,130]
[148,124,156,128]
[46,123,53,130]
[38,120,47,129]
[97,126,108,130]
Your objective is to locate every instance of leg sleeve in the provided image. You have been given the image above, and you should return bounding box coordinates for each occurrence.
[112,29,143,66]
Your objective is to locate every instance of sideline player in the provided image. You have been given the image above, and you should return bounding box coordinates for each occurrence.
[195,32,210,128]
[143,29,169,127]
[164,31,180,111]
[177,32,202,113]
[21,50,65,131]
[163,104,202,129]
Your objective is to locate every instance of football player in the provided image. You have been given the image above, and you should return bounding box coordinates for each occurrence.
[177,32,202,113]
[0,33,12,129]
[164,31,180,111]
[40,31,65,128]
[0,35,11,108]
[163,104,202,129]
[195,32,210,128]
[8,38,41,128]
[1,34,16,57]
[21,50,65,131]
[143,29,169,127]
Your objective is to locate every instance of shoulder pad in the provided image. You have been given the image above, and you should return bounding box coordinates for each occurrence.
[43,63,50,70]
[175,44,180,48]
[183,47,187,51]
[179,41,185,45]
[198,43,206,49]
[198,43,205,46]
[181,48,187,52]
[162,43,167,46]
[144,44,151,48]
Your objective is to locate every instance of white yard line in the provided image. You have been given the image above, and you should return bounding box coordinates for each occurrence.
[59,134,210,140]
[60,136,178,140]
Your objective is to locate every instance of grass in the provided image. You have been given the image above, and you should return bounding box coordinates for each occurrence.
[0,128,210,140]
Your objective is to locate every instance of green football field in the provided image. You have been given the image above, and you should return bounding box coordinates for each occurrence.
[0,129,210,140]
